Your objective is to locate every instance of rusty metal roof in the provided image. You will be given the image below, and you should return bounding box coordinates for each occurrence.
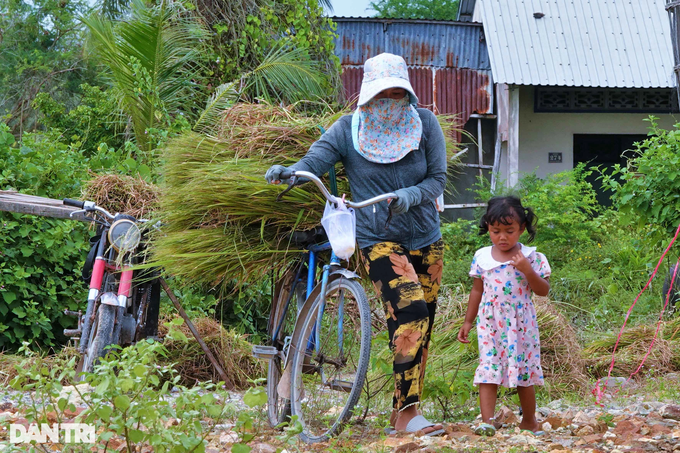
[477,0,675,88]
[334,18,494,119]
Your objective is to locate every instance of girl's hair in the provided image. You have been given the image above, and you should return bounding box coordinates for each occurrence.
[478,196,538,242]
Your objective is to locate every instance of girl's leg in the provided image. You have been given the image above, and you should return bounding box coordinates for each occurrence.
[361,242,438,432]
[479,383,498,424]
[517,385,541,432]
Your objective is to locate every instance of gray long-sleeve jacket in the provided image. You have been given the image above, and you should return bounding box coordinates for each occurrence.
[290,108,447,250]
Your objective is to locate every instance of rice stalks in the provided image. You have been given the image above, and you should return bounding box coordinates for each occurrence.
[158,316,265,388]
[83,173,160,219]
[153,102,465,290]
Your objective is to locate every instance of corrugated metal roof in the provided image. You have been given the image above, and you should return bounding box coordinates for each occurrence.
[334,19,494,120]
[477,0,675,88]
[333,18,491,69]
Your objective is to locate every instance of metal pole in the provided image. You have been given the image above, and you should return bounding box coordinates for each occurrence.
[667,0,680,105]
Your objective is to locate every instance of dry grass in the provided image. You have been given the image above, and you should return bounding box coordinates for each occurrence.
[158,316,265,389]
[582,317,680,378]
[83,173,160,219]
[152,102,465,291]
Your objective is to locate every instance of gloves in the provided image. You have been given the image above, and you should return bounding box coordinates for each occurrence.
[390,187,421,214]
[265,165,291,184]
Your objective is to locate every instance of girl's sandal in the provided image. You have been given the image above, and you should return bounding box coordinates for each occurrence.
[474,423,497,436]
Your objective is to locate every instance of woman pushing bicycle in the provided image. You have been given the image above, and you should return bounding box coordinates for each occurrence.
[265,52,447,436]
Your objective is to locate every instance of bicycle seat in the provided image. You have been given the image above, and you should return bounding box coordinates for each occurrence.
[289,226,327,246]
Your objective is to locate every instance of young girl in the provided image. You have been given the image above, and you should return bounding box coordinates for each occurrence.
[457,196,551,436]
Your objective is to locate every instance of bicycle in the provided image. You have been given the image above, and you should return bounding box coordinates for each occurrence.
[252,170,396,443]
[62,198,161,378]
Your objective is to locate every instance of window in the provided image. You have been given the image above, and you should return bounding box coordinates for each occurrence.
[535,87,678,113]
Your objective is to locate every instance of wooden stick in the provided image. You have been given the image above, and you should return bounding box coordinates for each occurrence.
[0,190,89,222]
[159,278,234,390]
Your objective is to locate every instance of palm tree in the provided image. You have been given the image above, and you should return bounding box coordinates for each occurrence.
[83,0,207,151]
[84,0,329,148]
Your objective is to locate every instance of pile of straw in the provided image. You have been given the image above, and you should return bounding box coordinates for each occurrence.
[83,173,159,219]
[158,316,265,388]
[153,103,462,289]
[582,317,680,378]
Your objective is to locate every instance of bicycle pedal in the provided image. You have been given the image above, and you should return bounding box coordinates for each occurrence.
[252,345,278,360]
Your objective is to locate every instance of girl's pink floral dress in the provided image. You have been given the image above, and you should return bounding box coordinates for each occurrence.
[469,244,551,388]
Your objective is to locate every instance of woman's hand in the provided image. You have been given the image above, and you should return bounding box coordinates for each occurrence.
[265,165,291,184]
[457,321,474,343]
[510,252,531,275]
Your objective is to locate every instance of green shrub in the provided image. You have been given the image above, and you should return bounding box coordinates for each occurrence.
[600,118,680,245]
[441,166,666,334]
[33,83,127,155]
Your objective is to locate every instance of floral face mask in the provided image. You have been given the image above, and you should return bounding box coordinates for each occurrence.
[351,96,423,164]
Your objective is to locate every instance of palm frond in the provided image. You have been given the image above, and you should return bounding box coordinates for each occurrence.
[243,45,326,105]
[193,82,240,134]
[83,0,208,150]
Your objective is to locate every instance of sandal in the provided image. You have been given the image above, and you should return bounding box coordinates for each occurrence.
[474,423,496,436]
[386,414,445,437]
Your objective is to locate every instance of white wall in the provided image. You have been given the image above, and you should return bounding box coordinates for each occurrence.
[512,85,678,179]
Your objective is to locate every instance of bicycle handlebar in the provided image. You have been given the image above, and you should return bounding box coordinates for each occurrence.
[283,170,397,209]
[63,198,115,221]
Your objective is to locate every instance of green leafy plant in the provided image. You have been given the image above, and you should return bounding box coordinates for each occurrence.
[600,117,680,244]
[7,323,230,453]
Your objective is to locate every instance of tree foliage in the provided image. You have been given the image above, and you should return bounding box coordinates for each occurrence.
[0,0,96,136]
[370,0,460,20]
[82,0,209,152]
[193,0,340,97]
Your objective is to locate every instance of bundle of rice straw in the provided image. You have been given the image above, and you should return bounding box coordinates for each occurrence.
[582,317,680,378]
[83,173,160,219]
[153,103,462,290]
[158,316,265,388]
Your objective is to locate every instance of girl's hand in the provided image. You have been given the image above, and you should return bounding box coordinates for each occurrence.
[457,321,474,343]
[510,252,531,274]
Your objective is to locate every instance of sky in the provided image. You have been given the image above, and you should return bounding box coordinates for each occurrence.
[329,0,375,17]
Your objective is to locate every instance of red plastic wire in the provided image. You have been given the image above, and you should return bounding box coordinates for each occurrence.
[593,222,680,405]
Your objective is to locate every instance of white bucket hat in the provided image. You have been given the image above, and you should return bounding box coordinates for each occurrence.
[357,53,418,107]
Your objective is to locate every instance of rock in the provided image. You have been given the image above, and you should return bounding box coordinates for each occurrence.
[599,376,631,388]
[218,432,239,444]
[58,383,92,407]
[603,432,617,439]
[507,434,543,445]
[494,405,519,425]
[542,422,553,432]
[614,419,642,435]
[544,415,566,429]
[250,443,277,453]
[548,399,565,411]
[0,402,13,411]
[537,406,551,417]
[576,425,595,436]
[661,404,680,421]
[394,442,420,453]
[583,433,604,443]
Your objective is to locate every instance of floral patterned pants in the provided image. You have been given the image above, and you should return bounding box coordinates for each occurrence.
[361,239,444,411]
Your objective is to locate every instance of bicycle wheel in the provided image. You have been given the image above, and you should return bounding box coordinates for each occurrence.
[267,280,305,428]
[79,303,117,378]
[289,277,371,443]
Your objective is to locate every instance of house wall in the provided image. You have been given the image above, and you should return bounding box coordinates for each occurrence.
[513,85,678,179]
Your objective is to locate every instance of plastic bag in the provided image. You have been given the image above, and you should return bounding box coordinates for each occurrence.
[321,198,356,260]
[435,193,445,212]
